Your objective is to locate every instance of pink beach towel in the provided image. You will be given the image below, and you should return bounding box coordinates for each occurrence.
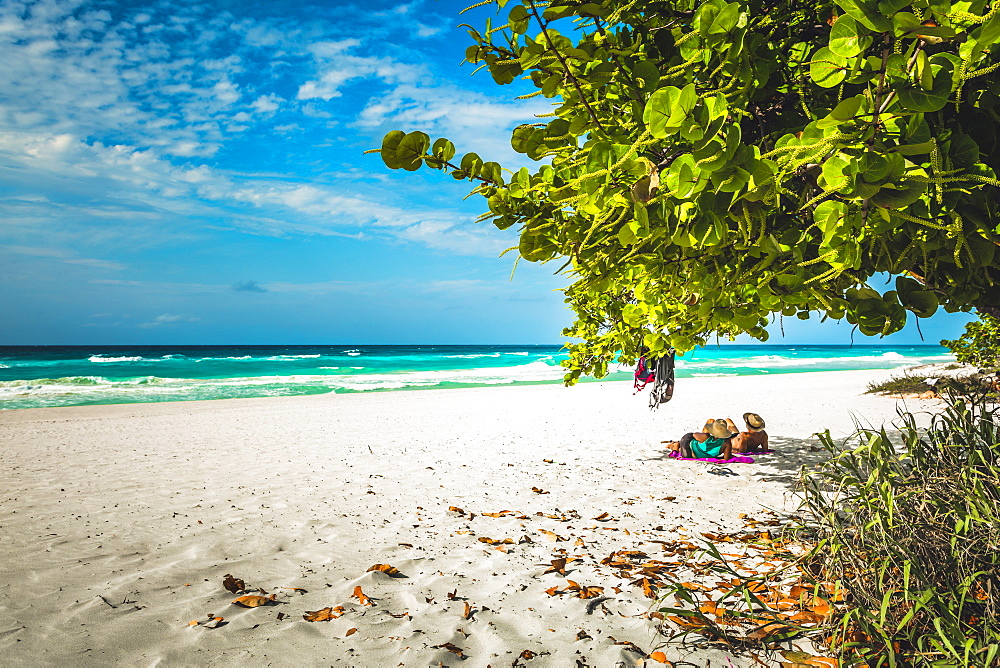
[667,450,773,464]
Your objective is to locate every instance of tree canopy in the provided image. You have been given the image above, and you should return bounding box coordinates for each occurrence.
[373,0,1000,382]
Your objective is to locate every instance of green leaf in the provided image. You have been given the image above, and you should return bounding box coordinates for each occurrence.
[643,86,680,138]
[380,131,405,169]
[508,4,529,34]
[896,276,938,317]
[870,179,926,208]
[969,12,1000,65]
[395,131,430,171]
[666,84,697,129]
[810,47,848,88]
[460,151,483,177]
[836,0,892,32]
[832,94,864,121]
[632,61,660,92]
[820,154,853,192]
[708,2,740,36]
[949,134,981,168]
[814,199,848,239]
[829,15,869,58]
[896,55,954,112]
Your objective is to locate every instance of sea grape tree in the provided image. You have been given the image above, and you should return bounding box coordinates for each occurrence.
[373,0,1000,382]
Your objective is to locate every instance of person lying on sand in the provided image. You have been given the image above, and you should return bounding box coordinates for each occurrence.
[664,418,739,461]
[732,412,768,454]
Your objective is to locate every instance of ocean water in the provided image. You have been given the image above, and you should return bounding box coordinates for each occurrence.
[0,344,954,410]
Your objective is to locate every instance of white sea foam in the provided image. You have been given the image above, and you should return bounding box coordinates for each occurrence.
[88,355,143,363]
[347,352,361,357]
[319,366,340,370]
[263,354,322,361]
[444,353,501,359]
[505,352,530,356]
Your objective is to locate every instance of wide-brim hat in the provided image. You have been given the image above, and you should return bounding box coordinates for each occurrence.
[708,419,736,439]
[744,412,765,430]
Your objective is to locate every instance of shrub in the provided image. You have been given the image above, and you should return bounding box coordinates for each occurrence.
[800,389,1000,666]
[942,314,1000,371]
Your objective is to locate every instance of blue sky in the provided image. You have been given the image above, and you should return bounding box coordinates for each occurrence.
[0,0,974,345]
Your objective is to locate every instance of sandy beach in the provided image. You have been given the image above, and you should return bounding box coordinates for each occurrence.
[0,369,913,667]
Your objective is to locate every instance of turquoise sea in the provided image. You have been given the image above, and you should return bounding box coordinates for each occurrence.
[0,344,953,410]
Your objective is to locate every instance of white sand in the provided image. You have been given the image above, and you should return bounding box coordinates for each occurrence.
[0,370,911,667]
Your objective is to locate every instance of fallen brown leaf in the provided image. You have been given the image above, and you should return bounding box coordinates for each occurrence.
[303,606,344,622]
[222,574,245,594]
[649,650,672,664]
[537,529,566,542]
[531,487,550,494]
[610,638,645,655]
[352,585,373,606]
[463,601,472,619]
[478,536,514,545]
[367,564,403,577]
[545,586,564,596]
[433,642,465,658]
[592,512,611,521]
[481,510,514,518]
[189,615,225,629]
[544,558,567,575]
[345,627,358,637]
[521,650,535,659]
[746,622,794,640]
[231,594,274,608]
[780,650,839,667]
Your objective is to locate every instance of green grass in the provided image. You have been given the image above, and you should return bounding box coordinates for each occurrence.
[799,387,1000,666]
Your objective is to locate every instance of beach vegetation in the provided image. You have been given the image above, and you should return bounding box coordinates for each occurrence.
[941,312,1000,371]
[370,0,1000,382]
[798,389,1000,665]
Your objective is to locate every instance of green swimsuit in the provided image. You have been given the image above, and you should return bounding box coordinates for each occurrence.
[690,435,726,459]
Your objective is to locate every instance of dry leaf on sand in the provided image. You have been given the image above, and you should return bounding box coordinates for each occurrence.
[531,487,550,494]
[345,627,358,637]
[367,564,403,577]
[189,616,225,629]
[544,558,567,575]
[352,585,374,606]
[222,574,245,594]
[433,642,465,658]
[649,651,672,665]
[780,651,839,667]
[537,529,566,542]
[231,594,275,608]
[566,580,604,599]
[302,606,344,622]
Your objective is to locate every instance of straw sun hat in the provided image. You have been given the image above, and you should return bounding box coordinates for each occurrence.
[707,419,737,439]
[743,412,766,430]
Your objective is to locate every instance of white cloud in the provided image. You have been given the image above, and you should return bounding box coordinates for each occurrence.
[1,243,127,271]
[138,313,200,328]
[0,0,533,261]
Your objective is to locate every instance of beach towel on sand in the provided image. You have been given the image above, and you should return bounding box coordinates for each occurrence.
[667,450,774,464]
